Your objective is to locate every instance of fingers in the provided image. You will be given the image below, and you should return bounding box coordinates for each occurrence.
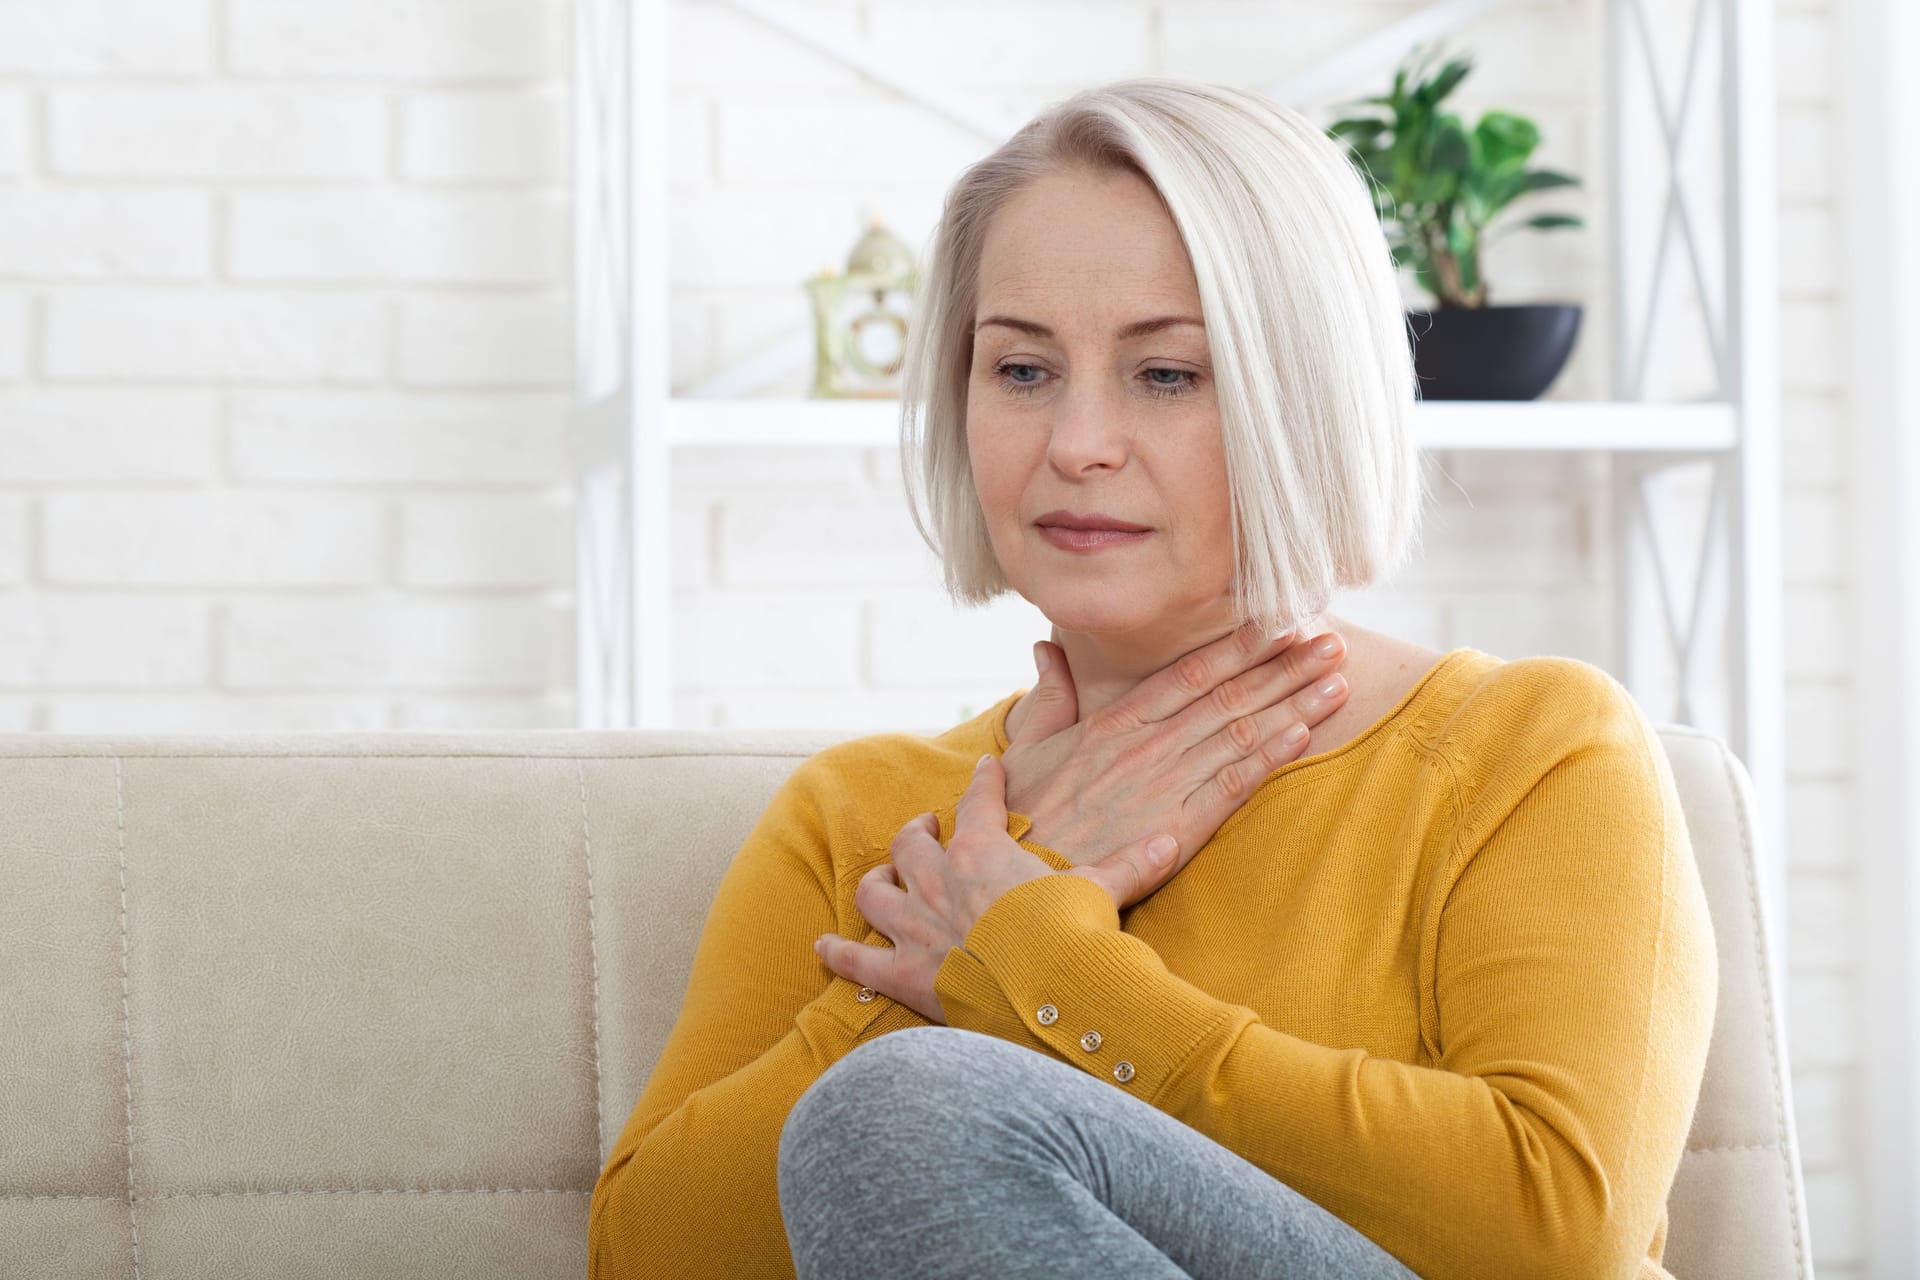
[1069,832,1183,911]
[1189,659,1348,771]
[857,860,905,902]
[1153,626,1340,758]
[1176,676,1346,825]
[1206,630,1345,728]
[885,811,942,893]
[1118,620,1300,728]
[815,930,889,990]
[952,752,1008,839]
[1007,640,1078,745]
[855,859,954,945]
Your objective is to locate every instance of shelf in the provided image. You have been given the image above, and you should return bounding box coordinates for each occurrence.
[662,396,1739,452]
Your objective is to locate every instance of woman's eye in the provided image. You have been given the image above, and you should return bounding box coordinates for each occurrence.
[1144,368,1196,397]
[992,362,1047,396]
[991,362,1198,399]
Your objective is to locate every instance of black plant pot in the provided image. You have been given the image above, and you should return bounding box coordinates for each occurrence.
[1405,303,1582,400]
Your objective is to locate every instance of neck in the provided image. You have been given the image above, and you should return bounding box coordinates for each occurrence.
[1028,608,1340,730]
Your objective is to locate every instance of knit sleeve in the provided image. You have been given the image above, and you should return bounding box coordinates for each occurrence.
[587,749,926,1280]
[931,687,1719,1280]
[926,797,1077,1052]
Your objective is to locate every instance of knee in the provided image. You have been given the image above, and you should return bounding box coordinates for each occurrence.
[779,1027,994,1174]
[783,1026,960,1143]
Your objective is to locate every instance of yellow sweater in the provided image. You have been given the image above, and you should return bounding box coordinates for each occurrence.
[588,647,1718,1280]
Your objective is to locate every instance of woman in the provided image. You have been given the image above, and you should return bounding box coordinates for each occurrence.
[588,78,1717,1280]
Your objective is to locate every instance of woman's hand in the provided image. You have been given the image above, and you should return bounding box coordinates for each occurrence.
[1002,621,1350,885]
[814,751,1187,1024]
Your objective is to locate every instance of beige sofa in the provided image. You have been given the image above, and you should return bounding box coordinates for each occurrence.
[1,721,1813,1278]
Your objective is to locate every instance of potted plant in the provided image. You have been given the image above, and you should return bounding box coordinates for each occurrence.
[1327,42,1585,400]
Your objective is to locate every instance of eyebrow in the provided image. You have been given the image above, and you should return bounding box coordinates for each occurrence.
[973,314,1206,342]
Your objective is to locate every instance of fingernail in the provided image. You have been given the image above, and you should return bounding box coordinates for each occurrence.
[813,936,825,954]
[1284,723,1309,745]
[1147,835,1177,866]
[1314,635,1340,659]
[1032,642,1050,674]
[976,753,993,771]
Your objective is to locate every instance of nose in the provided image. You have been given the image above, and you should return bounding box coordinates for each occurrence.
[1043,378,1131,476]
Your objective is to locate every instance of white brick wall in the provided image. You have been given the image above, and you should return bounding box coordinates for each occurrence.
[0,0,1871,1271]
[0,90,27,178]
[399,293,571,386]
[0,290,27,380]
[401,90,567,183]
[227,0,565,79]
[48,89,388,179]
[43,289,390,382]
[1769,0,1863,1267]
[0,0,573,733]
[0,1,213,76]
[41,492,387,585]
[228,190,566,284]
[0,190,211,279]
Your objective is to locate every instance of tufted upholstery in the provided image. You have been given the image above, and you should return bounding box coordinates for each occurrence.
[0,723,1811,1278]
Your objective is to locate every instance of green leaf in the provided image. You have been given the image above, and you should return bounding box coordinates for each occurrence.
[1419,54,1474,107]
[1457,171,1492,228]
[1473,111,1538,174]
[1514,168,1580,194]
[1430,114,1471,178]
[1337,38,1584,299]
[1471,169,1523,220]
[1328,118,1390,149]
[1446,203,1477,261]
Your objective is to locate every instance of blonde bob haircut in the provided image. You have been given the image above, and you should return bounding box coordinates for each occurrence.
[898,77,1428,636]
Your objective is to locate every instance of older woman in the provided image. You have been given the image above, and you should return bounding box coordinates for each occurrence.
[588,78,1716,1280]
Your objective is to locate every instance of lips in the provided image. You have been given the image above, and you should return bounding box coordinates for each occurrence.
[1034,517,1152,553]
[1034,509,1151,532]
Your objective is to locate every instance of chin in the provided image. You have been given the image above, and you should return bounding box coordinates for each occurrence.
[1023,588,1166,637]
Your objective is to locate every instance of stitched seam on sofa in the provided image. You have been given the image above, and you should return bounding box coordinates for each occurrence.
[1684,1142,1785,1154]
[0,1194,128,1202]
[1715,741,1810,1278]
[0,749,830,760]
[112,758,144,1278]
[136,1187,595,1201]
[0,1188,595,1202]
[575,760,607,1162]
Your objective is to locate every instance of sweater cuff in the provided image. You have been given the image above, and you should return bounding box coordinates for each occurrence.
[932,945,1056,1052]
[957,872,1255,1107]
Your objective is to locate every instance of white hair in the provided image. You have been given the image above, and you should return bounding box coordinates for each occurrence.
[897,76,1428,635]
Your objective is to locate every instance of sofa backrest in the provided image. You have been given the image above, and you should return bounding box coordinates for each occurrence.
[0,725,1811,1278]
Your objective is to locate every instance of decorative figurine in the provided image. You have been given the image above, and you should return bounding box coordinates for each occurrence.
[804,215,919,399]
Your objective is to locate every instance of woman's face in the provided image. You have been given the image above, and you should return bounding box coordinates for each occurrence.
[966,164,1236,642]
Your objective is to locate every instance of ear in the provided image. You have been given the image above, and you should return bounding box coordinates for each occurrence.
[1009,640,1078,745]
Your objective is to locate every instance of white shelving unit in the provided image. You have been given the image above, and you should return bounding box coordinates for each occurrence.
[571,0,1783,978]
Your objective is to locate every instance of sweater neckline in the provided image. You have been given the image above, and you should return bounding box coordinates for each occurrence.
[989,646,1490,772]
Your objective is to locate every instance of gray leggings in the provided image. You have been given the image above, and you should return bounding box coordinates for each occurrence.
[777,1025,1422,1280]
